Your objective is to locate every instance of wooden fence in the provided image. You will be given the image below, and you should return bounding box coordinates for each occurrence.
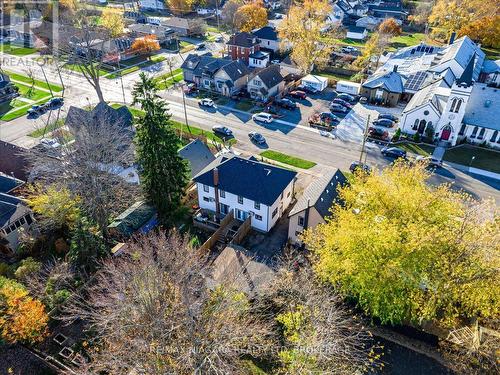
[199,210,234,253]
[230,215,252,246]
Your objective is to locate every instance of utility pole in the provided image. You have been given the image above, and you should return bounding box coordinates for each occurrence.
[180,83,192,136]
[359,115,370,164]
[215,0,220,32]
[40,64,54,97]
[117,58,126,104]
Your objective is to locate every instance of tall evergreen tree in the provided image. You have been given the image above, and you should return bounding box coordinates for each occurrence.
[132,73,189,224]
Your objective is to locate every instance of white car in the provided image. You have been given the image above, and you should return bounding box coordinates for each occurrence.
[415,156,443,167]
[252,112,273,123]
[199,98,215,107]
[40,138,61,149]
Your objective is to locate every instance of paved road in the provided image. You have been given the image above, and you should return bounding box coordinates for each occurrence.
[0,51,499,203]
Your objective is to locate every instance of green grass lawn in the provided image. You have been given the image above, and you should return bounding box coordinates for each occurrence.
[15,83,52,102]
[396,141,436,156]
[0,42,36,56]
[314,71,357,82]
[154,68,184,90]
[389,33,430,49]
[29,118,65,138]
[105,56,166,79]
[481,46,500,60]
[444,145,500,173]
[4,70,63,93]
[63,63,111,77]
[170,120,237,145]
[260,150,316,169]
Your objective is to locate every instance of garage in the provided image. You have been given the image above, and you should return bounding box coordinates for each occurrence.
[301,74,328,92]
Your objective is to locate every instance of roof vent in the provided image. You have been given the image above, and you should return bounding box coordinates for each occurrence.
[484,100,491,108]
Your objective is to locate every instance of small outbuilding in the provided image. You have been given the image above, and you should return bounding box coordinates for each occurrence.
[301,74,328,92]
[346,25,368,40]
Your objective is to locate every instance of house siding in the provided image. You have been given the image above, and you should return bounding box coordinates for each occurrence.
[288,207,324,244]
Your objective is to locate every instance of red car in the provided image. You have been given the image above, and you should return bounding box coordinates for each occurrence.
[368,126,388,140]
[288,90,307,100]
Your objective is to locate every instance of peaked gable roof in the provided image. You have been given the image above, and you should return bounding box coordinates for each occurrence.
[65,102,133,132]
[0,173,23,194]
[363,71,405,93]
[219,60,250,81]
[228,32,259,48]
[178,139,215,178]
[194,156,297,206]
[289,170,347,217]
[252,26,278,41]
[456,54,475,86]
[255,65,284,89]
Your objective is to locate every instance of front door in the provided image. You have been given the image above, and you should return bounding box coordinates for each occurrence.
[418,120,426,134]
[441,126,452,141]
[235,209,248,221]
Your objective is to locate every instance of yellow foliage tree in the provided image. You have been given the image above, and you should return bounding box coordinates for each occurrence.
[429,0,499,47]
[28,184,81,232]
[100,9,125,38]
[130,35,161,60]
[304,162,500,327]
[354,32,389,71]
[0,276,49,344]
[378,17,402,36]
[278,0,335,74]
[458,15,500,49]
[167,0,197,15]
[234,1,268,33]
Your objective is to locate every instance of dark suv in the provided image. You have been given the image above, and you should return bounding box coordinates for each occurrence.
[381,146,407,159]
[274,98,297,110]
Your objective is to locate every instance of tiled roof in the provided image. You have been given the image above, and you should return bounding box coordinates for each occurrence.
[194,156,297,206]
[289,170,347,217]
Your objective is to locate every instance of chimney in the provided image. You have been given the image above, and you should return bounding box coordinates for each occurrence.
[449,32,456,45]
[393,65,398,73]
[213,167,219,186]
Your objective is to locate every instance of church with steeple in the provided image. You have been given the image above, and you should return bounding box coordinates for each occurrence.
[370,35,499,147]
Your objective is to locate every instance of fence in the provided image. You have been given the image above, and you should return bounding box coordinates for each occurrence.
[230,215,252,245]
[198,210,234,253]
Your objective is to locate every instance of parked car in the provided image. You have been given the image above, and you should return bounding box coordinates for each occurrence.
[288,90,307,100]
[248,131,266,144]
[319,112,339,123]
[336,93,355,103]
[349,161,371,173]
[47,97,64,109]
[195,43,206,50]
[252,112,273,123]
[359,96,368,104]
[212,125,233,137]
[198,98,215,107]
[27,105,46,116]
[381,146,407,159]
[271,59,280,64]
[372,118,395,128]
[184,83,197,94]
[368,127,389,140]
[341,46,359,55]
[331,98,353,108]
[377,113,399,122]
[415,155,443,168]
[297,85,319,94]
[274,98,297,110]
[329,103,349,113]
[214,36,223,43]
[40,138,61,149]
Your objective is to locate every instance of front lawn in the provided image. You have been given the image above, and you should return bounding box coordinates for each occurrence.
[154,68,184,90]
[314,71,357,82]
[389,33,430,49]
[260,150,316,169]
[396,141,436,156]
[63,63,111,77]
[170,120,237,146]
[105,55,166,79]
[444,145,500,173]
[29,118,65,138]
[4,70,63,93]
[0,42,36,56]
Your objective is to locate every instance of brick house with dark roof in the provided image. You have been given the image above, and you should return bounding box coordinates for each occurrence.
[227,32,260,64]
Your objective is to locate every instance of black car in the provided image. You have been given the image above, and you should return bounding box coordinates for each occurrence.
[331,98,353,108]
[336,93,355,103]
[248,131,266,144]
[372,118,395,128]
[274,98,297,110]
[195,43,206,50]
[381,146,407,159]
[297,84,319,95]
[378,113,399,122]
[349,161,371,173]
[47,97,64,109]
[212,125,233,137]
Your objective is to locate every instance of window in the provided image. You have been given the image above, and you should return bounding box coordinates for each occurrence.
[272,208,278,218]
[9,224,15,232]
[19,217,25,225]
[238,196,243,204]
[450,98,463,113]
[219,190,225,198]
[14,221,20,229]
[203,197,210,202]
[220,203,229,215]
[477,128,485,140]
[458,124,466,136]
[254,79,261,86]
[254,201,260,210]
[203,184,209,192]
[412,119,419,130]
[470,126,478,138]
[4,226,11,234]
[287,191,291,197]
[424,110,429,116]
[490,130,498,142]
[255,214,262,221]
[26,215,33,225]
[298,216,305,226]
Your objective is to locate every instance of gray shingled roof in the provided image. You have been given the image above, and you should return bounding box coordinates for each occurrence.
[178,139,215,178]
[363,71,405,93]
[0,174,23,194]
[65,102,133,133]
[255,65,284,89]
[289,170,347,218]
[228,32,259,48]
[219,60,250,81]
[252,26,278,41]
[463,84,500,131]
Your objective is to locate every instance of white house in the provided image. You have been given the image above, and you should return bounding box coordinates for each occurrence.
[139,0,166,10]
[193,155,297,232]
[247,64,285,101]
[249,51,270,69]
[301,74,328,92]
[346,25,368,40]
[252,26,280,53]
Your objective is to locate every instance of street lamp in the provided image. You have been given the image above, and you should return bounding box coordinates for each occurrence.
[469,155,475,169]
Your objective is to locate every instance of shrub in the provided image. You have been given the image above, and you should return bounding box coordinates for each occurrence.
[392,128,401,142]
[0,263,14,278]
[413,132,421,142]
[14,257,42,281]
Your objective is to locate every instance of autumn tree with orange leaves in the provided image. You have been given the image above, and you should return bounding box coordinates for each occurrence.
[234,0,268,32]
[0,276,48,344]
[130,35,161,60]
[378,18,402,37]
